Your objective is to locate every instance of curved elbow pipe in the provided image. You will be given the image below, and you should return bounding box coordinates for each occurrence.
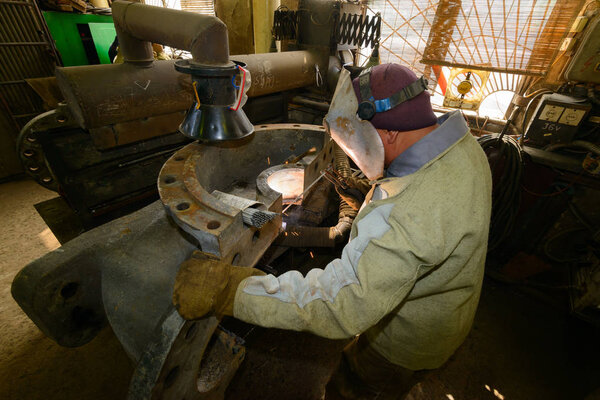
[112,0,230,66]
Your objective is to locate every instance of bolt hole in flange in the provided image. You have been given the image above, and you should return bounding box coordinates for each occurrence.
[164,176,176,184]
[207,220,220,230]
[56,115,67,123]
[42,176,53,183]
[23,150,34,158]
[60,282,79,299]
[174,156,185,161]
[176,202,190,211]
[231,253,241,265]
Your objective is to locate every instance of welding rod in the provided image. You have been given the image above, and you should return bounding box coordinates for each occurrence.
[322,167,349,189]
[281,171,326,214]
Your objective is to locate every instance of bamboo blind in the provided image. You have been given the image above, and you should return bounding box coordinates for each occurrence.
[367,0,583,76]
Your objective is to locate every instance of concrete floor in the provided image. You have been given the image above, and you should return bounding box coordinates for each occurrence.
[1,178,599,400]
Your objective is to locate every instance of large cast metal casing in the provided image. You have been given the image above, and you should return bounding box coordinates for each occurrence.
[12,124,332,399]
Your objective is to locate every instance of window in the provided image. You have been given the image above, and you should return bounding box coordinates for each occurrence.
[363,0,582,118]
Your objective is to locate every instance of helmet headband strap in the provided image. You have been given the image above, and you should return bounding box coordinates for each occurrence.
[357,68,429,120]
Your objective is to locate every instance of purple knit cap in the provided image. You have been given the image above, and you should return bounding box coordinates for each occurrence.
[352,63,437,132]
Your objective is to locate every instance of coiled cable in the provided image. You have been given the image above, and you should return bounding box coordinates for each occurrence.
[478,134,524,252]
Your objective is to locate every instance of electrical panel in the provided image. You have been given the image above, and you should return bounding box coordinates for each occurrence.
[525,93,592,146]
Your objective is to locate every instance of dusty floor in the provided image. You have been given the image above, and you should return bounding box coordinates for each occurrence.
[1,178,599,400]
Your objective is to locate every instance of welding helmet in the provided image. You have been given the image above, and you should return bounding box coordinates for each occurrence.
[324,68,385,180]
[324,64,435,180]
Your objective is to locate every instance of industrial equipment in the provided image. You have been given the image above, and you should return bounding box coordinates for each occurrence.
[524,93,592,146]
[16,0,376,238]
[12,1,379,398]
[11,0,600,397]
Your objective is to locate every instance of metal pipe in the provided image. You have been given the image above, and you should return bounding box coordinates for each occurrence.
[545,140,600,156]
[233,51,319,97]
[111,0,229,66]
[55,61,192,128]
[56,51,318,129]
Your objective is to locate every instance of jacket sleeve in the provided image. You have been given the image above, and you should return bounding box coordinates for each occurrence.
[233,201,441,339]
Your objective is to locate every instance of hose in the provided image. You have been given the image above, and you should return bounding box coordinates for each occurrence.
[478,134,523,252]
[545,140,600,157]
[588,87,600,106]
[277,144,357,247]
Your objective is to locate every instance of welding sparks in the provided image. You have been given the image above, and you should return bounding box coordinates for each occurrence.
[310,251,314,258]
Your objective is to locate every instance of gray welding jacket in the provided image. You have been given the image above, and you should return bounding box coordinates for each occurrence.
[233,111,493,370]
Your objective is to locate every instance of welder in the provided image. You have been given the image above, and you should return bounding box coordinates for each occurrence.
[173,63,493,399]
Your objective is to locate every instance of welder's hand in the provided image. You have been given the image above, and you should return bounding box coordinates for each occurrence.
[335,176,372,211]
[173,251,265,320]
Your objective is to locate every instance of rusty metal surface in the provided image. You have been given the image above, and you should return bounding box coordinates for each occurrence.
[55,51,319,131]
[158,124,328,261]
[233,50,319,97]
[55,60,193,129]
[112,0,230,66]
[17,106,77,191]
[16,105,191,228]
[89,110,187,149]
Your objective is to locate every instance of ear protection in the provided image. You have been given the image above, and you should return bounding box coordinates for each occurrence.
[357,67,429,121]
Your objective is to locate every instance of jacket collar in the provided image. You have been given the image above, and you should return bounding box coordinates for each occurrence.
[385,111,469,178]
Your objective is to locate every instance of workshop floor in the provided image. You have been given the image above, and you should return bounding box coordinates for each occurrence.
[1,178,599,400]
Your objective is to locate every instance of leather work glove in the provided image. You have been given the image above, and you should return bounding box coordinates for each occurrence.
[173,251,265,320]
[335,176,372,211]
